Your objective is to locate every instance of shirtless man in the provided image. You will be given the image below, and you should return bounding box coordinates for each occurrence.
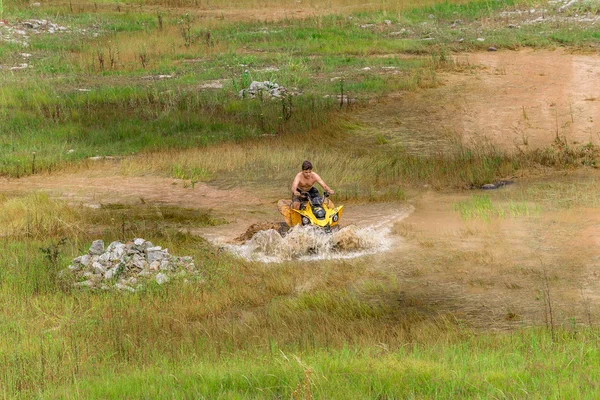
[291,160,335,210]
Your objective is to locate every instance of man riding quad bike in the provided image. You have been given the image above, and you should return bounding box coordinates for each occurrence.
[278,161,344,231]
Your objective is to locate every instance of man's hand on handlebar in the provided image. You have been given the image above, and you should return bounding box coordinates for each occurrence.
[296,189,309,199]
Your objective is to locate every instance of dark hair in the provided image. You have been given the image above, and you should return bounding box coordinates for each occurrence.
[302,160,313,171]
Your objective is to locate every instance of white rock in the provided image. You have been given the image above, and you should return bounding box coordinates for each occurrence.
[107,241,122,251]
[132,253,146,269]
[389,29,406,36]
[147,249,166,264]
[198,80,224,89]
[10,64,29,71]
[74,280,94,288]
[149,261,160,271]
[115,283,135,292]
[477,37,485,42]
[155,273,169,285]
[361,67,371,71]
[104,269,116,280]
[92,262,105,274]
[89,240,104,255]
[108,243,125,261]
[98,252,110,264]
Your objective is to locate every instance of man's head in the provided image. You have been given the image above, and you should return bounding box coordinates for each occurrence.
[301,160,313,178]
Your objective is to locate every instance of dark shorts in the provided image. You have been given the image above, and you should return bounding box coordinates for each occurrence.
[292,187,319,206]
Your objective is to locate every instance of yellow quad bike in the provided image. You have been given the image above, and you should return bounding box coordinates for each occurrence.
[290,190,344,232]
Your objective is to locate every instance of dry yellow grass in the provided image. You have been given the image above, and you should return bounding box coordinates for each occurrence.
[0,193,84,238]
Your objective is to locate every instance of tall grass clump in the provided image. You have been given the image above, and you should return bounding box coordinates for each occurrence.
[0,192,83,238]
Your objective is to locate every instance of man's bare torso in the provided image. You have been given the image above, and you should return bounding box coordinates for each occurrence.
[295,171,319,191]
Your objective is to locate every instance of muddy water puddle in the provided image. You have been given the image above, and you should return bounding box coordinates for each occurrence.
[220,204,414,262]
[359,49,600,154]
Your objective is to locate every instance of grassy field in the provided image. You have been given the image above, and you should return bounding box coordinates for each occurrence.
[2,0,599,190]
[2,0,600,398]
[1,191,600,398]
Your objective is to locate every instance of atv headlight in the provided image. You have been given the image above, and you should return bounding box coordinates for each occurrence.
[332,214,339,222]
[301,216,310,225]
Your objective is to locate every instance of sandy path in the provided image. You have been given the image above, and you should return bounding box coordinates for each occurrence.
[359,49,600,154]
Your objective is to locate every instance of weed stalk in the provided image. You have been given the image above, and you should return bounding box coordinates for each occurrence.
[542,268,556,342]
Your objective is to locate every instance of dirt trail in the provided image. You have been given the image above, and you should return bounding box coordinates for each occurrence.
[0,164,270,235]
[360,49,600,154]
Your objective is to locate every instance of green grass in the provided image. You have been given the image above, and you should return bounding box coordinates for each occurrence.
[454,193,539,220]
[47,331,600,399]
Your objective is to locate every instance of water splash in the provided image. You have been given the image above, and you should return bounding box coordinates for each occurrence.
[226,223,394,263]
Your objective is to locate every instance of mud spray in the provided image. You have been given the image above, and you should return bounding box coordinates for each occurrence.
[226,207,412,263]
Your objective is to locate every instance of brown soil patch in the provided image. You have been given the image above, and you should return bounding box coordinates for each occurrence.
[383,179,600,330]
[0,163,268,228]
[359,49,600,154]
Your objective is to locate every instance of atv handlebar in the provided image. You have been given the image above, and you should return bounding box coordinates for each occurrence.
[296,190,332,197]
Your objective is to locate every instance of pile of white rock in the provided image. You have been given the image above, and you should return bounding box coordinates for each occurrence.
[19,19,68,33]
[239,81,295,99]
[65,239,198,292]
[0,19,68,47]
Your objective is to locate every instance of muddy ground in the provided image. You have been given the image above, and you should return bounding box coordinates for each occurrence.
[2,49,600,330]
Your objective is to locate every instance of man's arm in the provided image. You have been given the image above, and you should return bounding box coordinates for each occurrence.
[291,173,301,196]
[314,173,335,194]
